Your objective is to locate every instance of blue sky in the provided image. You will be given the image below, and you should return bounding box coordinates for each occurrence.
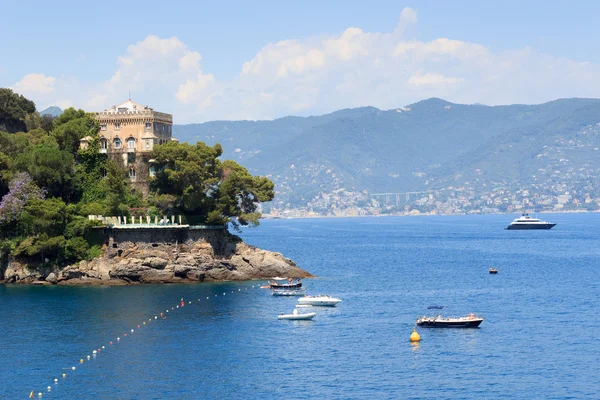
[2,0,599,122]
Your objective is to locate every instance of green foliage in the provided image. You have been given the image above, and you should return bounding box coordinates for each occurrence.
[0,88,36,133]
[86,245,103,261]
[14,234,66,260]
[27,140,77,200]
[104,160,129,215]
[150,141,274,229]
[79,202,107,217]
[65,237,89,262]
[18,198,68,237]
[51,108,99,154]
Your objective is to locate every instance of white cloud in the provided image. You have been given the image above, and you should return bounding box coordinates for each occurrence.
[12,73,56,95]
[407,72,464,86]
[10,7,600,123]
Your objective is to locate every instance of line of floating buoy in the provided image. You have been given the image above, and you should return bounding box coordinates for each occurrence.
[30,284,260,397]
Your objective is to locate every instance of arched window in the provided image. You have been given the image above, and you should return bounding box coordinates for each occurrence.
[127,137,136,149]
[114,138,122,149]
[129,167,136,179]
[100,139,108,149]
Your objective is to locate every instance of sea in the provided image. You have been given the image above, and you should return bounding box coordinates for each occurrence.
[1,214,599,399]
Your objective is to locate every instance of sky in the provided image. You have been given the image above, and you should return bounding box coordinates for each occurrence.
[2,0,600,123]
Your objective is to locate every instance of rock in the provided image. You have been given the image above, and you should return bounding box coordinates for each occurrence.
[4,268,16,283]
[58,268,84,280]
[46,273,57,284]
[142,257,169,269]
[173,265,193,278]
[6,229,312,285]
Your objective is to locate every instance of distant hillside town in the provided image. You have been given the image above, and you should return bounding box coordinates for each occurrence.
[172,98,600,218]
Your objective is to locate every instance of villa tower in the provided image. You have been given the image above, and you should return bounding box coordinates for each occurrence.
[80,99,177,192]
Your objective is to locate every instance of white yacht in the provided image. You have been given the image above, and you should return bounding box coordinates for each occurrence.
[297,295,342,307]
[505,214,556,230]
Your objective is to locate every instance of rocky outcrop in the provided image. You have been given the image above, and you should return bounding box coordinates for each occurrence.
[1,231,312,285]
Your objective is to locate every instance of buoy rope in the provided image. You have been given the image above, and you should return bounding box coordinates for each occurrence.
[29,285,259,398]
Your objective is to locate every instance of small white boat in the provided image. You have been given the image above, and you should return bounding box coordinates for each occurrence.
[278,308,316,320]
[272,287,307,296]
[297,295,342,307]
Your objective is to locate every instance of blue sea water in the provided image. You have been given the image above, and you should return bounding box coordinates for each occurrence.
[1,214,599,399]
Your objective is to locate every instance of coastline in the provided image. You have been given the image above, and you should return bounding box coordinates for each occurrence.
[0,232,313,286]
[262,209,598,221]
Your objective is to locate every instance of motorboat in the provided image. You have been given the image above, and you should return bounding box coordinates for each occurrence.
[416,306,483,328]
[272,287,307,296]
[278,308,316,320]
[489,268,498,274]
[297,295,342,307]
[268,277,303,289]
[505,213,556,230]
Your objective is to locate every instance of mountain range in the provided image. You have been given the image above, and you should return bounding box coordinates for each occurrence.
[173,98,600,210]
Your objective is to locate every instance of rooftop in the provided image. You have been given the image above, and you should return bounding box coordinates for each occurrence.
[104,99,151,113]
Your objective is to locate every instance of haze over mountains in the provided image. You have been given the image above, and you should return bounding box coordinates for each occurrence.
[173,98,600,212]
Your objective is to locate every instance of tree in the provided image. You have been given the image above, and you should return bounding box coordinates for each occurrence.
[76,134,109,205]
[150,141,274,229]
[27,139,77,201]
[17,198,68,238]
[150,141,222,217]
[0,172,46,226]
[104,160,129,215]
[51,108,99,154]
[0,88,36,133]
[212,160,274,228]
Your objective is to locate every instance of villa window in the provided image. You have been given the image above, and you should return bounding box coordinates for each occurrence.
[100,139,108,149]
[129,167,136,179]
[127,138,136,149]
[145,140,150,149]
[101,123,107,131]
[149,165,156,177]
[145,122,152,130]
[115,122,120,131]
[114,138,121,149]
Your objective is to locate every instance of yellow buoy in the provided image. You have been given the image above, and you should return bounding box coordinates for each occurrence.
[410,328,421,342]
[80,359,83,363]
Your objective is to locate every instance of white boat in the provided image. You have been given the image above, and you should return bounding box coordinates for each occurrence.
[505,213,556,230]
[297,295,342,307]
[272,287,307,296]
[278,308,316,320]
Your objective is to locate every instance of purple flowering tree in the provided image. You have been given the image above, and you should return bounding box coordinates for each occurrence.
[0,172,46,224]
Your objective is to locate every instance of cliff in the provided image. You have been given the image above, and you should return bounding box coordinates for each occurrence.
[1,229,312,285]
